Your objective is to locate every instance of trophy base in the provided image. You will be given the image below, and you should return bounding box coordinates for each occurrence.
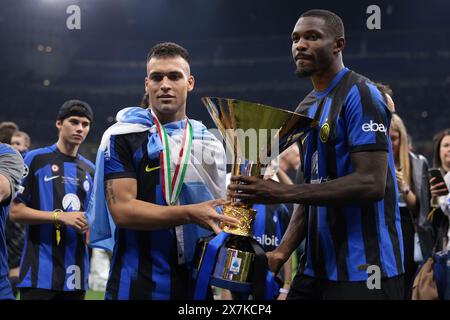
[193,233,281,299]
[222,204,256,237]
[212,235,255,284]
[193,234,255,285]
[193,235,214,271]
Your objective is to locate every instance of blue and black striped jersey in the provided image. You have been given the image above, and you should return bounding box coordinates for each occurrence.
[104,132,194,300]
[296,68,404,281]
[15,144,94,291]
[253,204,290,252]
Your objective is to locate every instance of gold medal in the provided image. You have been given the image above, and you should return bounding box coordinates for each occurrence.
[56,228,61,246]
[53,209,62,246]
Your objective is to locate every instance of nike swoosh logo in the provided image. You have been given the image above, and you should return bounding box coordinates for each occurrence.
[44,175,59,182]
[145,165,160,173]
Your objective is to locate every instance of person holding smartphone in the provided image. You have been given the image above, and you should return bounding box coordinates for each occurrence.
[429,129,450,252]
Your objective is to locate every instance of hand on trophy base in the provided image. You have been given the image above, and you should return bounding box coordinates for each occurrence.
[228,175,289,205]
[188,199,239,234]
[221,204,256,237]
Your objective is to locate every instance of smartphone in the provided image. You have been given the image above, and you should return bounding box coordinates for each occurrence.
[428,168,449,194]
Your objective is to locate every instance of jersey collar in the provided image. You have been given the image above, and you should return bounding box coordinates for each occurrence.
[313,67,349,100]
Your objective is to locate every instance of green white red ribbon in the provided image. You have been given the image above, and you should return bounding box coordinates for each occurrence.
[152,113,193,206]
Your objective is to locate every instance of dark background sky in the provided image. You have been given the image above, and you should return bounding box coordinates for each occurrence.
[1,0,449,160]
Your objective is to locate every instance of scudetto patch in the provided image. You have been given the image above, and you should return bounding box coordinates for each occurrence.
[320,122,330,143]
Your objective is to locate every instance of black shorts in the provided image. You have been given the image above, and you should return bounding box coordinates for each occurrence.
[287,273,404,300]
[19,287,86,300]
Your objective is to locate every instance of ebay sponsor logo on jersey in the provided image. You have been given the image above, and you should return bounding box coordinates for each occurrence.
[361,120,387,133]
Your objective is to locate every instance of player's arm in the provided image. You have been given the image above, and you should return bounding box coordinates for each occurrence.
[10,202,88,233]
[283,150,387,205]
[10,202,57,224]
[267,204,307,274]
[0,149,23,204]
[105,177,238,233]
[7,151,86,232]
[6,151,86,232]
[278,255,293,299]
[0,174,11,203]
[276,168,294,185]
[230,150,387,206]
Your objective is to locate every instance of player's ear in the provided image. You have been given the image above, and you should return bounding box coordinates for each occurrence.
[334,37,345,54]
[56,119,63,130]
[144,76,150,93]
[187,75,195,92]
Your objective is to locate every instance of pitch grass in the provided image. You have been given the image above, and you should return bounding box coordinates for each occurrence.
[85,290,105,300]
[16,290,105,300]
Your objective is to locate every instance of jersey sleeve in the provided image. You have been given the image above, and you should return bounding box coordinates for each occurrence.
[14,150,36,205]
[104,134,137,180]
[344,82,390,153]
[0,145,24,205]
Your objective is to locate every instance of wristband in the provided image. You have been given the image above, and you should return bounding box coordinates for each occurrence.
[53,210,62,246]
[431,198,439,208]
[279,288,289,295]
[53,210,62,228]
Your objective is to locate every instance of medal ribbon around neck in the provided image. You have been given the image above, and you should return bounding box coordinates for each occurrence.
[152,113,193,206]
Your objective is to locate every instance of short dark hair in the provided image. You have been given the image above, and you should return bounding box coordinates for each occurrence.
[0,121,19,143]
[300,9,345,39]
[146,42,190,64]
[57,99,94,123]
[432,129,450,169]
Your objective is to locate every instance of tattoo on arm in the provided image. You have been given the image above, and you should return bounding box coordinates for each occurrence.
[105,180,116,206]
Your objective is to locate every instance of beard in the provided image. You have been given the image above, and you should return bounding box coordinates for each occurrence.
[293,48,335,78]
[294,65,316,78]
[294,58,318,78]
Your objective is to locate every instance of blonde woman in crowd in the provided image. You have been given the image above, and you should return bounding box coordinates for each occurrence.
[389,113,433,299]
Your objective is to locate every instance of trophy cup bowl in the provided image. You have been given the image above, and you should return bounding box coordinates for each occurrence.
[195,97,317,293]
